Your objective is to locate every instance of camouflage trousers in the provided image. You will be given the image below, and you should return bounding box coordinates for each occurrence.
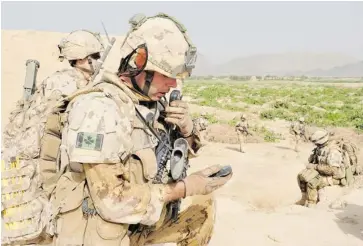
[237,133,247,153]
[129,194,216,246]
[292,134,302,152]
[297,168,342,206]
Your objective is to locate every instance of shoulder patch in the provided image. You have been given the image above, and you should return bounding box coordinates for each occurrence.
[76,132,104,151]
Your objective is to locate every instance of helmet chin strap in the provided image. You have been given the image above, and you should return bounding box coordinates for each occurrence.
[75,57,97,78]
[131,70,154,97]
[87,57,96,74]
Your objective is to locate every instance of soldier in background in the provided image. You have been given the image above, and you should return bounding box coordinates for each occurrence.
[3,29,105,148]
[235,114,250,153]
[296,130,352,207]
[289,117,307,152]
[194,112,209,132]
[1,29,106,245]
[43,29,105,97]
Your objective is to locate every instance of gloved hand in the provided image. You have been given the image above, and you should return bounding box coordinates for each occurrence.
[181,165,233,197]
[164,100,194,137]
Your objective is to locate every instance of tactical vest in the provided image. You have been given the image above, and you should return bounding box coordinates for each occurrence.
[50,74,171,245]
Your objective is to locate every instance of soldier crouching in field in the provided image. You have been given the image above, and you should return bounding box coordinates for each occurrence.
[296,129,360,207]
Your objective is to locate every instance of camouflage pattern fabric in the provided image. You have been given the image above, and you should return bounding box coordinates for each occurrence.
[304,175,341,206]
[1,68,91,245]
[58,29,104,61]
[235,120,249,136]
[297,140,346,206]
[290,121,305,136]
[120,13,196,79]
[41,68,90,98]
[51,72,207,245]
[235,120,249,152]
[289,121,306,152]
[194,117,209,132]
[3,68,88,148]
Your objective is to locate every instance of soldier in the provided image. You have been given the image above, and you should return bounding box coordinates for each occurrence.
[51,13,232,246]
[235,114,250,153]
[296,130,346,207]
[2,29,105,152]
[42,29,105,98]
[0,29,107,245]
[3,29,104,148]
[194,112,209,132]
[289,117,307,152]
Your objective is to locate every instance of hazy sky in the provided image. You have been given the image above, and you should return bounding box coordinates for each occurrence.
[2,1,363,63]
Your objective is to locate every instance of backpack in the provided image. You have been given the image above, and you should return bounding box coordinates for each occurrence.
[1,81,69,244]
[333,138,361,175]
[1,70,128,245]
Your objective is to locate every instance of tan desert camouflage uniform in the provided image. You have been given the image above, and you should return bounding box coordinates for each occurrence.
[194,113,209,132]
[235,114,249,153]
[289,117,307,152]
[1,30,104,245]
[297,130,346,207]
[50,13,223,246]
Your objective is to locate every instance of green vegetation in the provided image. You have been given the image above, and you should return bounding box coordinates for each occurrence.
[184,80,363,131]
[251,125,284,142]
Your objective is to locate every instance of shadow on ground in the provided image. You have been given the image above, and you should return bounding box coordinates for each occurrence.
[225,146,244,153]
[334,203,363,242]
[275,145,294,151]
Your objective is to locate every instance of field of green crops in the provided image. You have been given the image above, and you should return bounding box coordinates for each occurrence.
[184,79,363,132]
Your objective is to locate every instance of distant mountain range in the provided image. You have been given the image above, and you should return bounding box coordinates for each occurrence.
[193,52,363,77]
[2,30,361,78]
[303,61,363,77]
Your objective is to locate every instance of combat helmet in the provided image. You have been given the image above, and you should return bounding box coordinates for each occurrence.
[310,130,329,145]
[58,29,104,61]
[241,114,247,120]
[117,13,197,96]
[299,117,305,122]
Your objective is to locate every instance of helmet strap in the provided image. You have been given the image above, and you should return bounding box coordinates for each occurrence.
[73,56,96,78]
[130,70,154,97]
[87,57,96,74]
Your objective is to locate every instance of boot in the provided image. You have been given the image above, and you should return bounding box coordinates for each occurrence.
[306,202,316,208]
[295,192,307,206]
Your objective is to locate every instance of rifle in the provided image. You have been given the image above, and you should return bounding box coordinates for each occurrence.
[89,21,116,82]
[153,90,190,222]
[23,59,40,102]
[134,90,190,224]
[168,90,190,221]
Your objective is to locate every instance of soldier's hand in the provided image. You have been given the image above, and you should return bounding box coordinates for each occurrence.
[181,165,233,197]
[165,100,193,137]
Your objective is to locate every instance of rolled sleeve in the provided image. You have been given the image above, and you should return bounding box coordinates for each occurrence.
[84,163,166,226]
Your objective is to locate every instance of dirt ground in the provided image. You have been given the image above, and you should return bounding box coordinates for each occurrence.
[1,30,363,246]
